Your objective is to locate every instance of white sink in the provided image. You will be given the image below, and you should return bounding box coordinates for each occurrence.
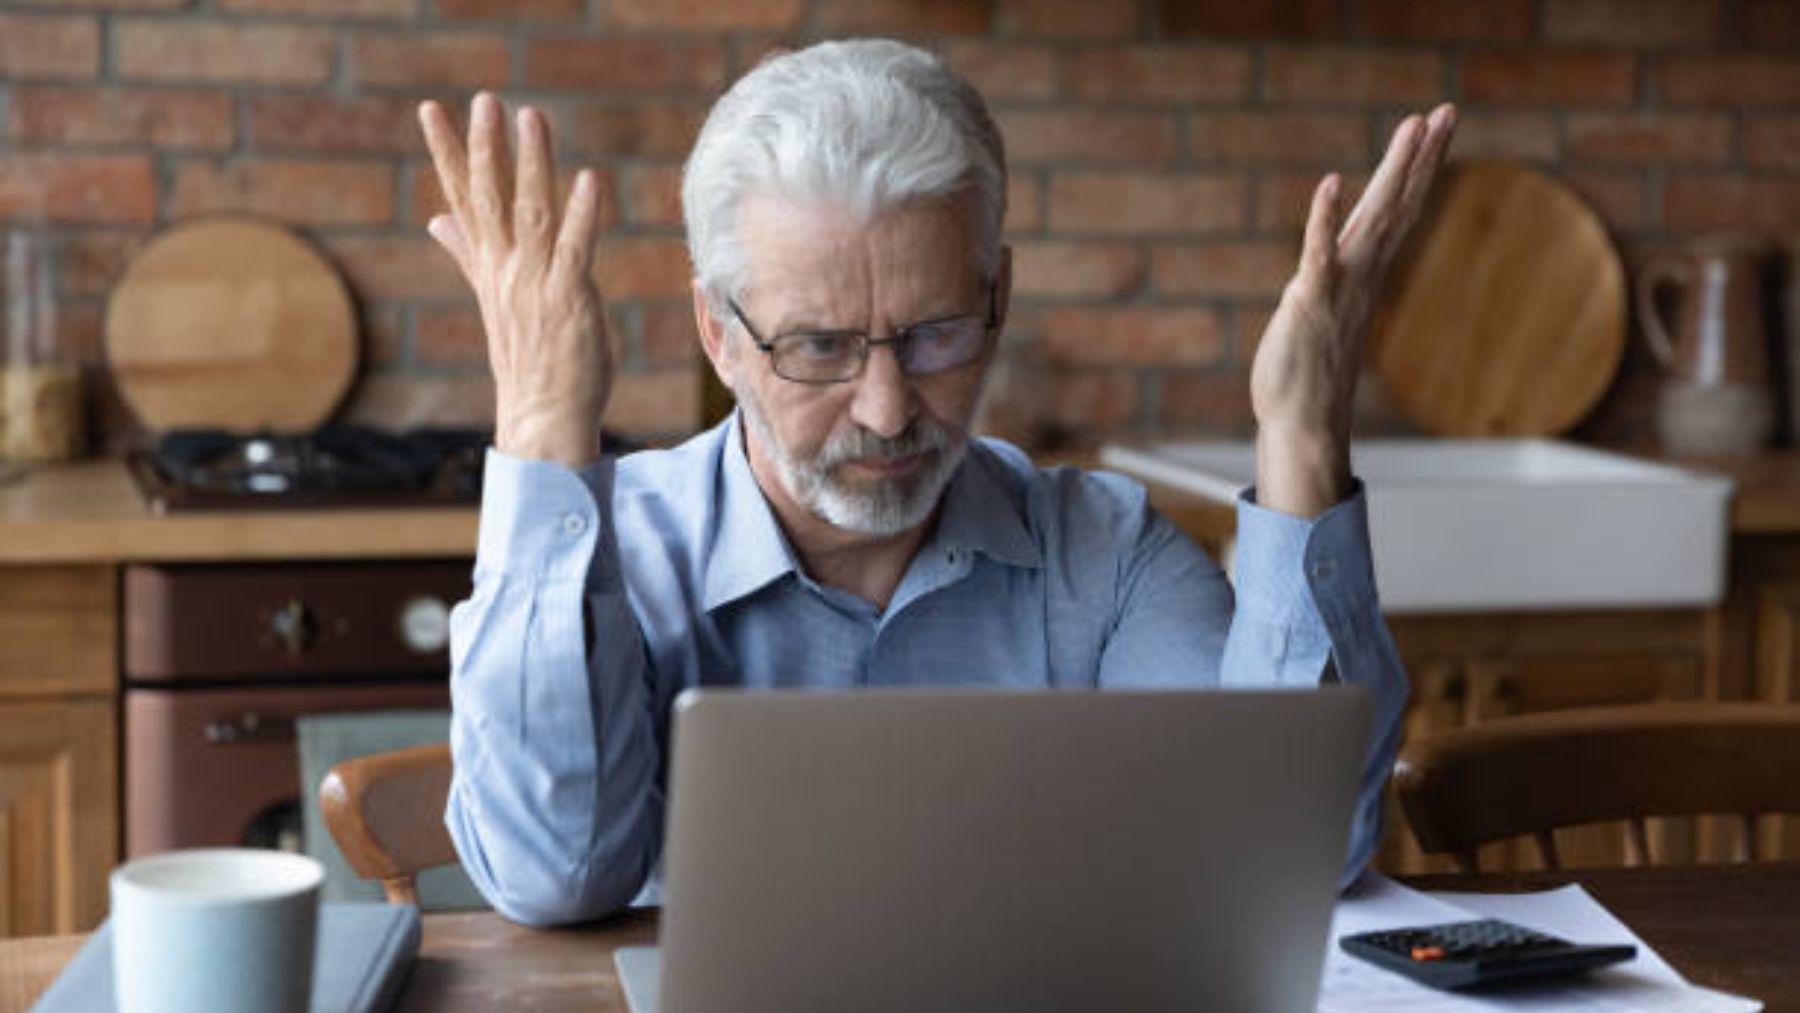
[1099,439,1733,613]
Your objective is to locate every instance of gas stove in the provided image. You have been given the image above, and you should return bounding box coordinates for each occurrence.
[127,426,490,513]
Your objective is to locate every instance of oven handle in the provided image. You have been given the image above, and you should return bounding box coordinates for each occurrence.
[203,711,297,746]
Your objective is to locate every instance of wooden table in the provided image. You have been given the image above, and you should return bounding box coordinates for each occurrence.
[3,864,1795,1011]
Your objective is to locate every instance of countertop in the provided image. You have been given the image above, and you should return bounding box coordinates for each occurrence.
[3,447,1799,566]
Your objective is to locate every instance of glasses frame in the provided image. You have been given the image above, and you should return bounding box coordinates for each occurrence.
[727,280,1001,385]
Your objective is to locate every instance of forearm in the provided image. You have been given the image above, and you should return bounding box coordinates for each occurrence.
[444,453,661,925]
[1254,423,1351,520]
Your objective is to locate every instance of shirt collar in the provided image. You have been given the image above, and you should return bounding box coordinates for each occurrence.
[700,413,1043,613]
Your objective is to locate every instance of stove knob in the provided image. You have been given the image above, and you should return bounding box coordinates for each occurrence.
[268,598,315,659]
[399,596,451,654]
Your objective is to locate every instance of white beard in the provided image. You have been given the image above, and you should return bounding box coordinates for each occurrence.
[736,388,968,538]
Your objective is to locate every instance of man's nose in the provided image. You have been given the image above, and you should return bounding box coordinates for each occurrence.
[847,343,917,440]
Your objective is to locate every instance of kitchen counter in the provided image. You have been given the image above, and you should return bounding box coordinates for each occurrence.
[0,461,478,564]
[5,448,1800,565]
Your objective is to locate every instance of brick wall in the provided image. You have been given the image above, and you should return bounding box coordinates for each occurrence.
[2,0,1797,451]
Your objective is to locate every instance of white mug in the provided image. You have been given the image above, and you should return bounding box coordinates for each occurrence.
[110,848,323,1013]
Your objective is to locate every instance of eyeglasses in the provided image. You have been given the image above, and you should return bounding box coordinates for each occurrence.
[728,283,998,385]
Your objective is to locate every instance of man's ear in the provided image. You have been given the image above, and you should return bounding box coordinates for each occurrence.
[691,278,735,393]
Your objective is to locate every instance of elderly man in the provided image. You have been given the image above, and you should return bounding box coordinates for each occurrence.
[420,39,1454,926]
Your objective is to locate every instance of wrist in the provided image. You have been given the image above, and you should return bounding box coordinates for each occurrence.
[496,405,603,469]
[1254,424,1350,519]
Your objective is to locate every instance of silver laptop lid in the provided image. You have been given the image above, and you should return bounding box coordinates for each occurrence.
[655,686,1371,1013]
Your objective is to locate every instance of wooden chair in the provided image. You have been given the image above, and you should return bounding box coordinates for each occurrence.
[1394,702,1800,872]
[318,741,458,905]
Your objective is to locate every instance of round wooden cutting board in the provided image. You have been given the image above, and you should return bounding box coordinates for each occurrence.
[104,218,358,433]
[1369,161,1626,437]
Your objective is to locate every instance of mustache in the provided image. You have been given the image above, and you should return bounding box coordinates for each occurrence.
[816,418,955,470]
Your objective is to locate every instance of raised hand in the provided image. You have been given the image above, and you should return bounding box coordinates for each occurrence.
[419,93,611,468]
[1249,104,1457,517]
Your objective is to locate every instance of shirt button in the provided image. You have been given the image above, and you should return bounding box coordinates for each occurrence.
[561,512,587,537]
[1311,558,1336,582]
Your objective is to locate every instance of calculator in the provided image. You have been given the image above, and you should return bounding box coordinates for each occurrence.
[1339,918,1637,990]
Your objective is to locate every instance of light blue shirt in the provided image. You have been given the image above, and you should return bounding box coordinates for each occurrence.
[446,413,1408,926]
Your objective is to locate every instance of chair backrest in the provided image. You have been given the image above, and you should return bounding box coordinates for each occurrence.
[1394,702,1800,872]
[318,742,458,906]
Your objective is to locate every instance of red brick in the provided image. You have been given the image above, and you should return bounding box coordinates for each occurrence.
[407,162,618,230]
[326,237,467,300]
[342,373,496,431]
[9,87,233,149]
[1049,173,1245,236]
[116,21,334,85]
[363,305,406,368]
[1350,0,1531,41]
[1566,113,1730,164]
[1188,111,1368,165]
[527,38,728,92]
[1739,0,1800,49]
[34,0,188,8]
[817,0,992,34]
[219,0,414,16]
[1442,112,1558,162]
[1041,368,1139,436]
[1544,0,1720,47]
[606,368,700,437]
[249,96,426,154]
[1041,306,1224,365]
[416,306,488,367]
[1663,177,1800,232]
[1460,50,1638,105]
[351,31,511,90]
[1011,241,1145,298]
[1660,56,1800,106]
[435,0,583,20]
[562,101,708,158]
[170,159,395,228]
[55,231,151,298]
[1151,241,1295,299]
[1560,170,1648,232]
[998,109,1179,165]
[596,237,692,301]
[942,41,1057,101]
[606,0,804,31]
[1264,47,1443,104]
[1233,304,1277,359]
[641,304,700,365]
[1160,368,1254,434]
[1253,170,1370,233]
[0,155,156,225]
[994,0,1135,39]
[0,14,99,79]
[1745,118,1800,169]
[1005,173,1043,233]
[1062,46,1252,103]
[1160,0,1336,38]
[624,165,685,227]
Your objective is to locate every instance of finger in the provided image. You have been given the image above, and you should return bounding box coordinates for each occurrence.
[551,169,603,280]
[513,106,557,264]
[418,101,472,222]
[426,213,474,279]
[1296,173,1343,293]
[1340,113,1423,256]
[468,91,512,249]
[1396,104,1457,218]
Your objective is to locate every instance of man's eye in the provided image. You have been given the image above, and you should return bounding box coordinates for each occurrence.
[786,334,854,360]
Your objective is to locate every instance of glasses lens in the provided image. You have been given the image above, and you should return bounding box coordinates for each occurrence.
[771,332,862,382]
[900,317,988,375]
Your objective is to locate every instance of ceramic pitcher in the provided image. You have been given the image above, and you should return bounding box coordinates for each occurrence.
[1636,239,1773,455]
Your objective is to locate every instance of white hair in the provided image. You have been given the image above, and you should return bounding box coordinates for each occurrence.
[681,38,1007,313]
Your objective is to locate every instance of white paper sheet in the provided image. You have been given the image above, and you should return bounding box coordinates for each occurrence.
[1316,875,1762,1012]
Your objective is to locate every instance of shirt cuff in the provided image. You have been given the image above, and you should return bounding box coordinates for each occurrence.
[475,448,613,583]
[1233,481,1379,639]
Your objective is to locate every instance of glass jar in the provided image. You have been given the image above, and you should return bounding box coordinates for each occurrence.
[2,225,83,462]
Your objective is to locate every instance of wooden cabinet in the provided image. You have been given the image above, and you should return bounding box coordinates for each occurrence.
[0,567,117,936]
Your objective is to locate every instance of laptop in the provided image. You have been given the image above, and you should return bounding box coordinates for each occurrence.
[616,685,1372,1013]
